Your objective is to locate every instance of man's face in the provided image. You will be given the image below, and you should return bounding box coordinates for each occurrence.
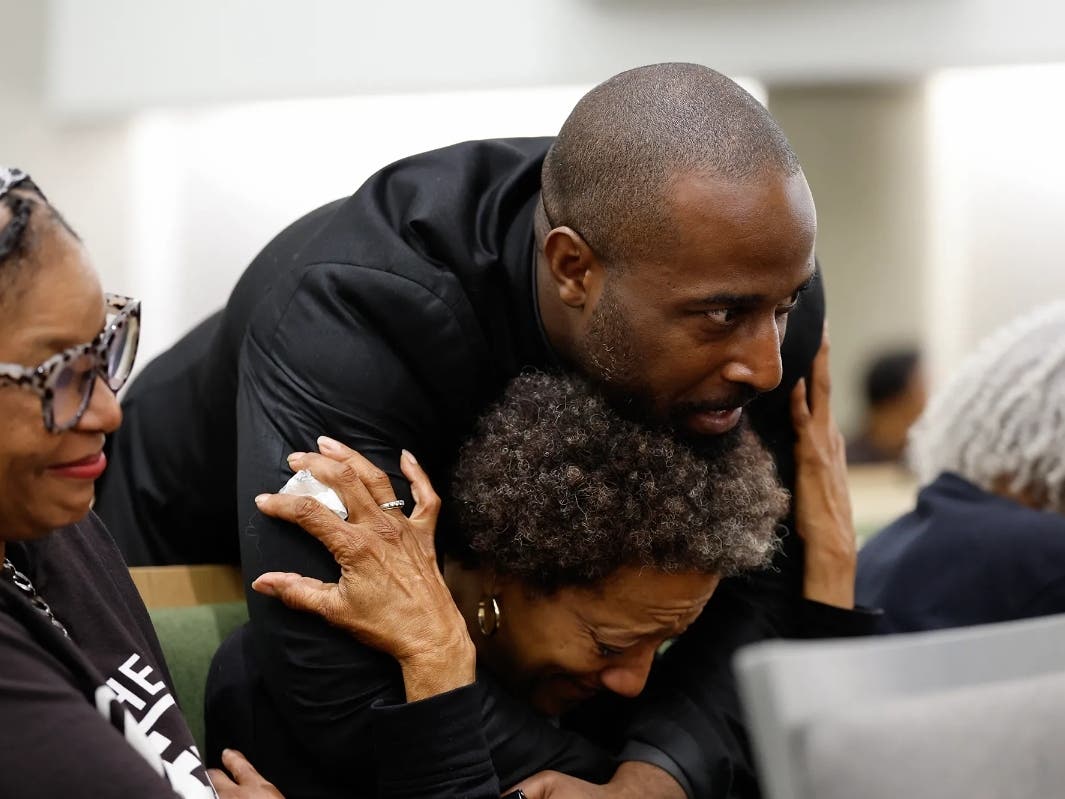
[573,170,817,441]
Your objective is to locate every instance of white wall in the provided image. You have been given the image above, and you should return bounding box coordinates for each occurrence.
[769,83,929,434]
[4,0,592,366]
[771,67,1065,427]
[0,1,131,295]
[924,63,1065,384]
[122,86,592,364]
[46,0,1065,118]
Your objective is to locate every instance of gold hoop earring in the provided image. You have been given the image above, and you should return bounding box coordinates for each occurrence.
[477,596,502,638]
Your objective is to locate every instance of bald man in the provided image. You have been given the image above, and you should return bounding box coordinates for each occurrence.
[98,64,873,798]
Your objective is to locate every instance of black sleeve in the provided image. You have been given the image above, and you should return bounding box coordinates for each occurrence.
[234,264,613,795]
[614,269,831,798]
[0,613,187,799]
[794,600,883,639]
[371,684,499,799]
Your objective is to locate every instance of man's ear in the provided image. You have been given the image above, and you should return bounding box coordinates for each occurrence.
[543,227,602,308]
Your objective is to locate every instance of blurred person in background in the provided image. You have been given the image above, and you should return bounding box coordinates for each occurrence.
[846,347,926,466]
[857,302,1065,632]
[97,62,846,798]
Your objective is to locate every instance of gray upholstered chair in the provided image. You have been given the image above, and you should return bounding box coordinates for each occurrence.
[734,613,1065,799]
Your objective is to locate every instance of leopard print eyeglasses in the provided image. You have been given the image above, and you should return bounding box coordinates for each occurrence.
[0,293,141,432]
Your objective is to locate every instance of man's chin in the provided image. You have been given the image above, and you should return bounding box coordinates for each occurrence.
[671,413,749,461]
[588,378,751,459]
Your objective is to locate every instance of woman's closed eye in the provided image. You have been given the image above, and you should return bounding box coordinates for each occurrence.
[593,636,634,658]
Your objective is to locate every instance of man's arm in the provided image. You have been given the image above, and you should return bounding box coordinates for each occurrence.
[231,264,613,794]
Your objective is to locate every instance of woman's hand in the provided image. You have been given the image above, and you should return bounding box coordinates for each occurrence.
[251,437,476,702]
[208,749,284,798]
[790,328,857,608]
[512,762,685,799]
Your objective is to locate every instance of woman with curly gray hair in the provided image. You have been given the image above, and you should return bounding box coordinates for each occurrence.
[244,330,861,797]
[437,371,788,715]
[858,301,1065,632]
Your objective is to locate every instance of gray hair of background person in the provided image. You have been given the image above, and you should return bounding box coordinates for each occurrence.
[446,372,789,595]
[907,301,1065,512]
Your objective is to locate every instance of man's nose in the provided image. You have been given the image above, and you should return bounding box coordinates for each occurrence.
[720,315,784,393]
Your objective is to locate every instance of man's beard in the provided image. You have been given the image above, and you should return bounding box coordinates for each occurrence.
[574,283,754,462]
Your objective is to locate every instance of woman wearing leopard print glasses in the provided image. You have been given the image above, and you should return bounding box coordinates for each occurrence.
[0,168,282,798]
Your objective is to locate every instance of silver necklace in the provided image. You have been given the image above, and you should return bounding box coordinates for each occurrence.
[2,558,70,638]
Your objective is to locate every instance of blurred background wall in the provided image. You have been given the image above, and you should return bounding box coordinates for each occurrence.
[3,0,1065,437]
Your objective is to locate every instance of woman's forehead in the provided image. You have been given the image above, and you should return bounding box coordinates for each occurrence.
[565,569,719,630]
[1,232,103,362]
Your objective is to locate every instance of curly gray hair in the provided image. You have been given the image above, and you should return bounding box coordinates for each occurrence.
[447,372,788,594]
[908,301,1065,512]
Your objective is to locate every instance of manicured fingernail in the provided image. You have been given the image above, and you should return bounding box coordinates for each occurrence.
[287,451,306,462]
[251,576,275,596]
[254,494,268,505]
[317,435,341,452]
[402,449,417,464]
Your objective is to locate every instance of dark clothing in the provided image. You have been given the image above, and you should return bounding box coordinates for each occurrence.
[206,599,878,799]
[99,137,847,797]
[0,515,212,798]
[857,472,1065,633]
[207,625,600,799]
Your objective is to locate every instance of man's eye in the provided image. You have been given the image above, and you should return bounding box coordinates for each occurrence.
[776,292,801,316]
[597,643,625,658]
[703,308,736,325]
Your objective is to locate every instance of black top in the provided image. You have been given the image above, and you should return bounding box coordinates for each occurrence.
[98,137,872,798]
[0,515,213,798]
[857,472,1065,633]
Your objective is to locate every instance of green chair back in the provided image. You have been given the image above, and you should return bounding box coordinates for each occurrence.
[149,601,249,751]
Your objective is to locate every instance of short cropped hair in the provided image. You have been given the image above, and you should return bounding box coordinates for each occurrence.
[908,301,1065,512]
[541,62,801,265]
[864,348,920,407]
[447,372,788,594]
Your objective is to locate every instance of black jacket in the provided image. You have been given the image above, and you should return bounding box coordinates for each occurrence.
[98,138,869,798]
[857,472,1065,633]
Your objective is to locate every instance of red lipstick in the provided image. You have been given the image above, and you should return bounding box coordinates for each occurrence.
[48,451,107,480]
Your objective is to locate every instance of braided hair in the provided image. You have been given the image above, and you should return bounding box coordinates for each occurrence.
[0,168,79,301]
[908,301,1065,512]
[0,168,42,265]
